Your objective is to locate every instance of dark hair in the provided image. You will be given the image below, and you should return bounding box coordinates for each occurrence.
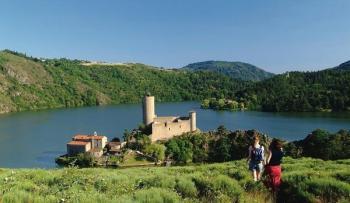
[270,138,283,150]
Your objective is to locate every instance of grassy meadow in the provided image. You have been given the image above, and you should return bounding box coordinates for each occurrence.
[0,157,349,203]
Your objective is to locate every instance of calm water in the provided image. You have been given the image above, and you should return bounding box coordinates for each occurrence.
[0,101,349,168]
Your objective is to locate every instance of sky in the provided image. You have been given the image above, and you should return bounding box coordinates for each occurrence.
[1,0,350,73]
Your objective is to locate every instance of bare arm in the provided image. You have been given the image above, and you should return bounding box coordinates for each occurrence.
[267,149,272,165]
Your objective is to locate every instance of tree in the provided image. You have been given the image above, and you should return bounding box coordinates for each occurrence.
[302,129,330,159]
[165,138,193,163]
[145,144,166,161]
[210,136,231,162]
[201,99,210,109]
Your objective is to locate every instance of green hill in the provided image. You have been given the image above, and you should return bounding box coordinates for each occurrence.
[335,60,350,71]
[0,50,248,114]
[0,158,349,203]
[236,69,350,112]
[182,61,274,81]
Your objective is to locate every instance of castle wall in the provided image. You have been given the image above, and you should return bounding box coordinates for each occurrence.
[150,120,191,142]
[143,96,155,125]
[190,111,196,131]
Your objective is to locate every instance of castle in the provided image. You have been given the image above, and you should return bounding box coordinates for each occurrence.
[143,95,197,142]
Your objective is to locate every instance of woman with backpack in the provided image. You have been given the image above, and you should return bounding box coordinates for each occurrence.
[266,138,284,192]
[247,134,265,181]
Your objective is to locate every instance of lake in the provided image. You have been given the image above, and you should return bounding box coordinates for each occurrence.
[0,101,349,168]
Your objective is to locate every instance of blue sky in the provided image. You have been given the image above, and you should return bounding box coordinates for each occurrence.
[1,0,349,73]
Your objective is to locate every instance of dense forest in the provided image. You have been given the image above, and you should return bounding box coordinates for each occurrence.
[0,50,248,114]
[235,70,350,112]
[2,50,350,113]
[182,60,274,81]
[203,69,350,112]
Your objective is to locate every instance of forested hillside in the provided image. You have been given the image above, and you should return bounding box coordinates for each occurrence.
[2,50,350,113]
[335,60,350,71]
[235,69,350,112]
[182,60,274,81]
[0,50,248,114]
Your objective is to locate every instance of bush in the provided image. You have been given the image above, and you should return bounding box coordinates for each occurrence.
[193,175,217,201]
[278,176,350,203]
[144,144,165,161]
[287,129,350,160]
[141,175,176,189]
[212,175,242,200]
[165,138,193,164]
[0,157,349,203]
[307,178,350,203]
[132,188,181,203]
[175,177,198,198]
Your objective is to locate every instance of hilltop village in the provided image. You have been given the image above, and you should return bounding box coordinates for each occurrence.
[56,94,197,167]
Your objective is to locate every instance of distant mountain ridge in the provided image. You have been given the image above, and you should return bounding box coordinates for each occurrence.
[182,60,274,81]
[334,60,350,70]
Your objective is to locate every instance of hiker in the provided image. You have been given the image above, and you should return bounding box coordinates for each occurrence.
[266,138,284,192]
[247,134,265,181]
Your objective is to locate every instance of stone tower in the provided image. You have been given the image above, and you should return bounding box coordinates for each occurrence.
[189,111,196,131]
[143,94,155,125]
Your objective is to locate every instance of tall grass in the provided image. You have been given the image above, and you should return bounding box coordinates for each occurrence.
[0,157,349,203]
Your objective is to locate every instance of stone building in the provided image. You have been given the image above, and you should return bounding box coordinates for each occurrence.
[73,134,107,149]
[66,134,107,157]
[67,141,91,156]
[143,95,197,142]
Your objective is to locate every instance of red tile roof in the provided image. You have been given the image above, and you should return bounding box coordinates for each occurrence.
[67,141,90,146]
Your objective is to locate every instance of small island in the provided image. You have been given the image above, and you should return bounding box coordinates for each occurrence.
[201,98,247,111]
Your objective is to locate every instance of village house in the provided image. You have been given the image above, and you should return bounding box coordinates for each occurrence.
[67,133,107,157]
[106,141,126,156]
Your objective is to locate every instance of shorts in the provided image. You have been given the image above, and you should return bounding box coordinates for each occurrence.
[249,161,263,172]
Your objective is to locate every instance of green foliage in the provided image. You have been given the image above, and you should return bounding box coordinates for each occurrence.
[165,137,194,164]
[279,174,350,203]
[55,153,96,167]
[165,127,270,164]
[126,131,151,151]
[141,175,177,189]
[285,129,350,160]
[235,70,350,112]
[0,51,248,114]
[0,158,349,202]
[144,144,166,161]
[212,175,243,200]
[131,188,181,203]
[210,136,232,162]
[182,60,274,81]
[175,177,198,198]
[201,98,245,111]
